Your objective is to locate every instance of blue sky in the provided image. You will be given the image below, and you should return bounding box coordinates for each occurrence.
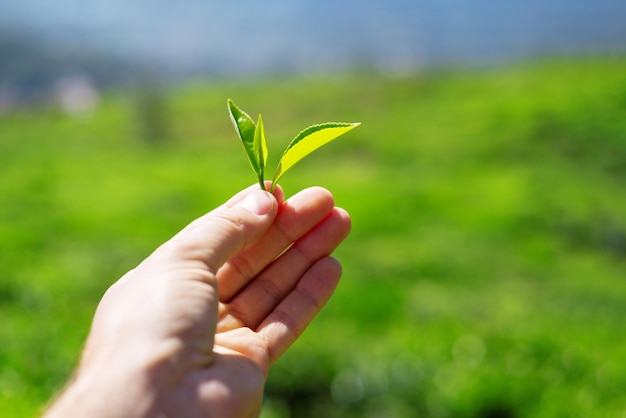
[2,0,625,77]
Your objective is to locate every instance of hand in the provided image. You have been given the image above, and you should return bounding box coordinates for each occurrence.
[44,184,351,418]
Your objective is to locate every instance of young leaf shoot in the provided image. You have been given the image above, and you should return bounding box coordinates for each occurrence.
[227,99,360,191]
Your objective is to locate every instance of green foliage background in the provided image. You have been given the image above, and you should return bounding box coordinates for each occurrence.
[1,60,626,417]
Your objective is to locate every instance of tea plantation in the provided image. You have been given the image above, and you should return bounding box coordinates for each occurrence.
[1,59,625,417]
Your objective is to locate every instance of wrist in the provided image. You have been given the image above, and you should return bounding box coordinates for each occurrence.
[47,369,157,418]
[44,357,164,418]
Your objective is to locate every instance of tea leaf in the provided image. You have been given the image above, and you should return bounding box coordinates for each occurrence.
[227,99,262,179]
[228,99,360,191]
[271,122,360,190]
[253,114,268,188]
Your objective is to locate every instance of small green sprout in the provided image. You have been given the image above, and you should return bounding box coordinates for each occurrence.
[227,99,360,192]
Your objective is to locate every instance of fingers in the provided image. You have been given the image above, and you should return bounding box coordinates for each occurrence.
[178,183,283,237]
[149,186,278,278]
[217,187,336,301]
[223,181,285,210]
[258,256,343,365]
[220,207,351,331]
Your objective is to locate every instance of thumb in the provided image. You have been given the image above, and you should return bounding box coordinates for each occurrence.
[158,188,278,275]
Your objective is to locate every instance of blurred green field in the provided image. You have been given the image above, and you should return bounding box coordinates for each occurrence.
[1,59,626,417]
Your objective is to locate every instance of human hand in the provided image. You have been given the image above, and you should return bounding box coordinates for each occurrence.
[44,184,351,418]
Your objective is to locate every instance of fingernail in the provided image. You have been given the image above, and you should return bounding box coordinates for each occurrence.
[236,190,274,215]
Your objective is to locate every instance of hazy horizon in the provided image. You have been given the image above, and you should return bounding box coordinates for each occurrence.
[2,0,625,79]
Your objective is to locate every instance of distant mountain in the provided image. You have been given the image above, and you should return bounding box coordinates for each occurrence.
[0,29,145,105]
[1,0,625,99]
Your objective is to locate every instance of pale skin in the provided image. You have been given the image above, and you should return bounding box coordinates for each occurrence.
[44,183,351,418]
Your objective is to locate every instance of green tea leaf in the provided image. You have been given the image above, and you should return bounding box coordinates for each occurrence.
[271,122,360,190]
[227,99,360,191]
[227,99,261,178]
[253,114,268,188]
